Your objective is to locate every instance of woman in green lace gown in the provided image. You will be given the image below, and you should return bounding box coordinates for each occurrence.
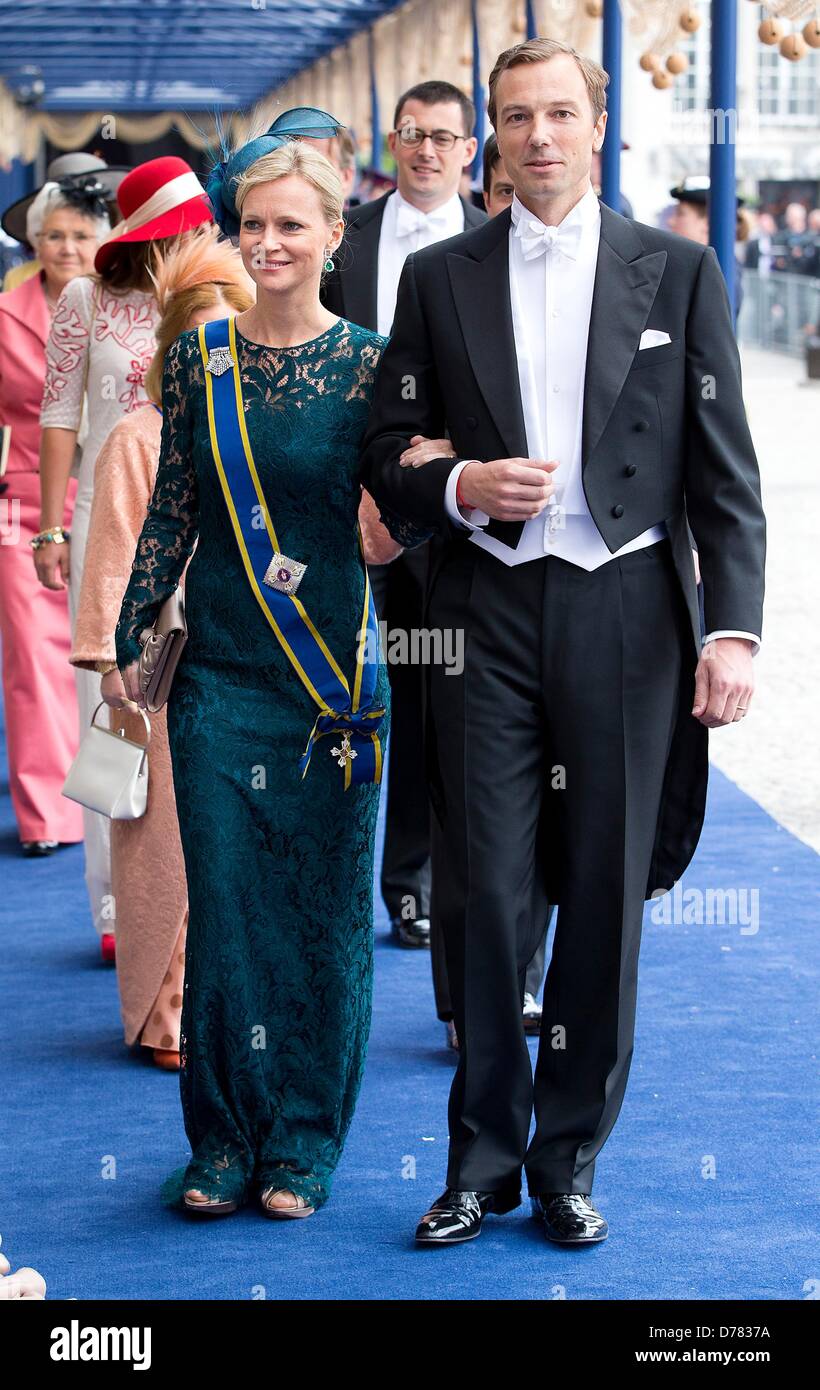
[115,123,424,1218]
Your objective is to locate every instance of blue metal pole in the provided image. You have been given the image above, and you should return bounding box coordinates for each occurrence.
[526,0,537,40]
[601,0,622,212]
[709,0,737,312]
[471,0,485,181]
[369,29,381,171]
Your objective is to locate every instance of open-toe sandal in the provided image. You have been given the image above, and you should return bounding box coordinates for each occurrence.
[260,1187,315,1220]
[183,1189,239,1216]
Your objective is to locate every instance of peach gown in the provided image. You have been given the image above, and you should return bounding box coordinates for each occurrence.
[71,405,187,1049]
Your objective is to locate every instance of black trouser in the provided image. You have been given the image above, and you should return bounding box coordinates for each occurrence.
[427,538,691,1198]
[430,810,551,1020]
[369,547,432,924]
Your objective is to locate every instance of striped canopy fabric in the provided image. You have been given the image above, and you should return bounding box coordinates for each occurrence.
[0,0,405,110]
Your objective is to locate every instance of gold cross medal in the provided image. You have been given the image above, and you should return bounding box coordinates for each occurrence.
[331,731,357,770]
[205,346,235,377]
[262,551,307,596]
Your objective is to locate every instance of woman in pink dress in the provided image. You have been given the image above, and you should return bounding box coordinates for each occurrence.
[0,174,111,854]
[35,157,213,957]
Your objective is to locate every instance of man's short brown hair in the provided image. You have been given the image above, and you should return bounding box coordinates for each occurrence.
[393,80,476,137]
[482,132,502,194]
[487,38,608,128]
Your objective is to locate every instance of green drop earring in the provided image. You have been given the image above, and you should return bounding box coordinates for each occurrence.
[323,253,335,273]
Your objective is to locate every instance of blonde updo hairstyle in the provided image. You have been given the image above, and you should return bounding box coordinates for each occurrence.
[144,223,255,403]
[233,139,344,262]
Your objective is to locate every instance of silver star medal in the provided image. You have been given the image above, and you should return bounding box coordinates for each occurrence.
[331,731,357,770]
[262,551,307,595]
[205,345,235,377]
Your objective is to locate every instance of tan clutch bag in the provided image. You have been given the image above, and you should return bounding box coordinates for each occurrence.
[138,586,187,713]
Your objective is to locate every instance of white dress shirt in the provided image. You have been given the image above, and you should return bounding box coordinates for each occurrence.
[443,186,759,650]
[377,188,466,337]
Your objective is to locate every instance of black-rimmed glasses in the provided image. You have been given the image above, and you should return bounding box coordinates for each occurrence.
[394,126,466,151]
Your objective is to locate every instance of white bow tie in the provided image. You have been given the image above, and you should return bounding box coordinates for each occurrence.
[395,203,451,239]
[514,215,583,262]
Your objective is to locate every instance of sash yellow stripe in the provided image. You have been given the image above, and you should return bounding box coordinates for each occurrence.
[226,318,352,697]
[199,324,329,714]
[352,526,370,714]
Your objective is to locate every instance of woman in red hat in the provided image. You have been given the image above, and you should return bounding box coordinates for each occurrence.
[34,156,213,960]
[69,225,255,1072]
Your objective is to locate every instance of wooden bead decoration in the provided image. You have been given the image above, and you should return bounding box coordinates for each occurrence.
[666,51,689,74]
[679,6,701,33]
[758,17,784,44]
[639,51,661,71]
[779,32,808,60]
[802,18,820,48]
[585,0,604,16]
[652,69,674,88]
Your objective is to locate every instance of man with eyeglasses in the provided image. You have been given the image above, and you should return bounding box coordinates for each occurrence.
[323,81,485,955]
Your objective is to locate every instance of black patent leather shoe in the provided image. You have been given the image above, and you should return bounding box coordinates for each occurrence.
[415,1187,520,1245]
[532,1192,608,1244]
[391,916,431,949]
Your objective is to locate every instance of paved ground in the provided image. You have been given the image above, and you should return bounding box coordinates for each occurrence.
[707,346,820,852]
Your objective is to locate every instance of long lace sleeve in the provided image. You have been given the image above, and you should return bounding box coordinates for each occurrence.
[40,275,93,428]
[115,335,199,668]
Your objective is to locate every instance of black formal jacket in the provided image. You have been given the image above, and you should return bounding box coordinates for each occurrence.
[323,191,487,578]
[359,202,767,897]
[322,190,487,332]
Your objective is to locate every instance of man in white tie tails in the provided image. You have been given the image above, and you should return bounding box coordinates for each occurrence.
[323,82,485,953]
[361,39,765,1246]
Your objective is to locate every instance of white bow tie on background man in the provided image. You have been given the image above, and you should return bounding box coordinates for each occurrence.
[513,213,584,262]
[395,202,451,239]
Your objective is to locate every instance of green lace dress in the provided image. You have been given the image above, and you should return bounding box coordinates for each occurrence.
[115,316,417,1211]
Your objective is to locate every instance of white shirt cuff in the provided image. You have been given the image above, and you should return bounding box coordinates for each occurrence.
[702,630,761,656]
[443,459,490,531]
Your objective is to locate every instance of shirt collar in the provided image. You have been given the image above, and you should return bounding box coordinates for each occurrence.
[392,186,463,225]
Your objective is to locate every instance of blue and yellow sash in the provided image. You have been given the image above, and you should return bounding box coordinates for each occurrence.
[199,316,384,788]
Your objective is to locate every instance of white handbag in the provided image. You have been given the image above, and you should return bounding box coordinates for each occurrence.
[62,701,150,820]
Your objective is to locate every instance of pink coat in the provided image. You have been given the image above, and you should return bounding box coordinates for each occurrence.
[0,271,50,473]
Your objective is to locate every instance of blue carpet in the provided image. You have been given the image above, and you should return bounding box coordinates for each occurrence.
[0,697,817,1301]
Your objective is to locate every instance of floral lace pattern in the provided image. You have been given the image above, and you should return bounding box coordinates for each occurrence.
[40,276,159,501]
[116,318,426,1210]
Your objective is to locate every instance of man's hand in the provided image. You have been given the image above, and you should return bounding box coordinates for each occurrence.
[692,637,755,728]
[399,435,456,468]
[459,458,558,521]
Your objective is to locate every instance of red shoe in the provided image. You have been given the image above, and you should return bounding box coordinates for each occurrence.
[101,933,116,963]
[153,1048,180,1071]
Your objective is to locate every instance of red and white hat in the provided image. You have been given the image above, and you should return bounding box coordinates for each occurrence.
[94,155,213,273]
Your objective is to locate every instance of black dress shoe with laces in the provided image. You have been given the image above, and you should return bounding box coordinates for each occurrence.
[531,1192,608,1244]
[415,1186,520,1245]
[391,916,431,948]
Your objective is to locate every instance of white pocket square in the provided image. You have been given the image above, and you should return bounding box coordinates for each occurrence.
[639,329,672,350]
